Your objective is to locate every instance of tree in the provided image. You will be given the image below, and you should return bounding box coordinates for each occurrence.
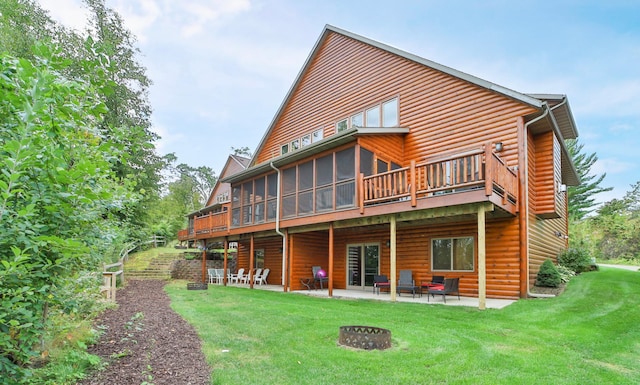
[0,46,137,382]
[79,0,165,235]
[566,139,612,220]
[232,146,253,158]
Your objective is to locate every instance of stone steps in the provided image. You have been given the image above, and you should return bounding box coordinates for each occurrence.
[125,253,181,280]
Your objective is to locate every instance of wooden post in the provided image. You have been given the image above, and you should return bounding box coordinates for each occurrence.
[484,141,493,196]
[410,160,417,207]
[201,247,207,284]
[478,204,486,310]
[328,223,334,297]
[223,238,228,286]
[390,215,397,301]
[249,234,255,289]
[359,173,365,214]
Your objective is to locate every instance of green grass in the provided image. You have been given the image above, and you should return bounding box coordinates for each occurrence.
[166,268,640,385]
[124,246,185,270]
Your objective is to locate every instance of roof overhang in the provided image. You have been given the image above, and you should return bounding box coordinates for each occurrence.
[222,126,409,184]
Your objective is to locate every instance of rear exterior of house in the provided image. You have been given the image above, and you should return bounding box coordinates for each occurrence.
[178,25,579,301]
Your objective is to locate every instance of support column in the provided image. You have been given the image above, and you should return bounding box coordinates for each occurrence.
[249,235,255,289]
[223,238,228,286]
[478,205,487,310]
[201,245,207,284]
[390,215,397,301]
[329,223,334,297]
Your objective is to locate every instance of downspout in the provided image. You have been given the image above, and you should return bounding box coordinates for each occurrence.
[270,162,287,289]
[522,103,555,298]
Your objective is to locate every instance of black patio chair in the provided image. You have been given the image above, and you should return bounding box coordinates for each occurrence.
[427,277,460,303]
[373,274,390,294]
[312,266,329,289]
[396,269,417,298]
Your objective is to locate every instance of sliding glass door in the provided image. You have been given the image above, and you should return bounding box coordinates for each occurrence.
[347,244,380,289]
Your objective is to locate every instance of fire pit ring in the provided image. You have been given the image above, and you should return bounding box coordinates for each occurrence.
[338,325,391,350]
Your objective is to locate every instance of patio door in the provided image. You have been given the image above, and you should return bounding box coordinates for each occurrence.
[347,244,380,290]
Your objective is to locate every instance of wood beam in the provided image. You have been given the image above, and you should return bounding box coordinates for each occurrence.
[329,223,334,297]
[223,237,228,286]
[478,205,486,310]
[390,215,397,301]
[249,234,255,289]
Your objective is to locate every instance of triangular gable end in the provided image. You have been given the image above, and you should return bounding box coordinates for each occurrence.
[251,24,544,166]
[204,155,250,207]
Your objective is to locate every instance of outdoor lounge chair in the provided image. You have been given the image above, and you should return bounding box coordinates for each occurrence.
[228,268,245,284]
[254,268,270,285]
[207,268,216,284]
[397,269,417,298]
[420,275,445,296]
[427,277,460,303]
[312,266,329,289]
[373,274,391,294]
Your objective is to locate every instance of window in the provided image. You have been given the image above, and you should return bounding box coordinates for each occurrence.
[432,237,474,271]
[281,144,289,155]
[382,98,398,127]
[301,134,311,147]
[291,139,300,151]
[360,147,374,177]
[365,105,380,127]
[336,119,348,132]
[312,129,324,142]
[351,112,363,127]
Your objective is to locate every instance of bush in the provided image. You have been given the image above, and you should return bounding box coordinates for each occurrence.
[536,259,561,288]
[556,264,576,284]
[558,247,592,274]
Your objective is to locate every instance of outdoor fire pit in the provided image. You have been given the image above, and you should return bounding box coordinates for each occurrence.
[338,325,391,350]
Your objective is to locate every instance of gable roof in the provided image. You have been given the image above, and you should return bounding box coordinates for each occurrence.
[251,24,552,167]
[189,154,251,216]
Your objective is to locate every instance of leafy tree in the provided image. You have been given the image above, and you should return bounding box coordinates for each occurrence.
[232,146,253,158]
[592,183,640,261]
[566,139,612,220]
[0,46,136,382]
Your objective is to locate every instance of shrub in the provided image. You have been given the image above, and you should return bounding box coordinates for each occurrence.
[536,259,561,288]
[556,264,576,284]
[558,247,592,274]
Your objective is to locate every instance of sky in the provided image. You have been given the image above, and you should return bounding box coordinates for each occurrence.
[37,0,640,205]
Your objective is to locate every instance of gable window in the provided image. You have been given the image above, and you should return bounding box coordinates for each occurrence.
[281,144,289,155]
[312,129,324,142]
[365,105,380,127]
[301,134,311,147]
[291,139,300,151]
[382,98,398,127]
[351,112,363,127]
[432,237,474,272]
[336,119,348,132]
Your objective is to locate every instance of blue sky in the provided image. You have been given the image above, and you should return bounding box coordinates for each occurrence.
[39,0,640,204]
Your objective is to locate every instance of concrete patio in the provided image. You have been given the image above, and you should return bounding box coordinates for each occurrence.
[223,283,517,309]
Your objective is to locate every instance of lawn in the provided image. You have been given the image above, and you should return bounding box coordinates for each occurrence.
[166,267,640,385]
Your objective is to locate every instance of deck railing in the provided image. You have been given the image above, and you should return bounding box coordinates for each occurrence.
[193,211,228,235]
[360,143,517,209]
[178,144,518,239]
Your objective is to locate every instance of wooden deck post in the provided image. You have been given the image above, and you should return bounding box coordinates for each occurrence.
[359,173,365,214]
[410,160,417,207]
[223,238,228,286]
[328,223,334,297]
[478,204,487,310]
[390,215,397,301]
[484,141,493,196]
[249,234,255,289]
[201,247,207,284]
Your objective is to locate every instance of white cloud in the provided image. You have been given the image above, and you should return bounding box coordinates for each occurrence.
[152,123,184,154]
[38,0,90,31]
[592,158,634,177]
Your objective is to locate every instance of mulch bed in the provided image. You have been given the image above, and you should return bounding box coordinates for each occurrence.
[78,280,210,385]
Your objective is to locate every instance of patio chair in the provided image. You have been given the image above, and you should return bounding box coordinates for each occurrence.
[420,275,445,296]
[427,277,460,303]
[254,268,270,285]
[249,268,262,285]
[207,268,216,284]
[312,266,329,289]
[373,274,390,294]
[397,269,417,298]
[228,268,245,284]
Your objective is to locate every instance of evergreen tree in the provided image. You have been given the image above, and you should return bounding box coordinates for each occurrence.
[566,139,612,220]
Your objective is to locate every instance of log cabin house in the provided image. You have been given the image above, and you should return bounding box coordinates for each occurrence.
[178,25,579,306]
